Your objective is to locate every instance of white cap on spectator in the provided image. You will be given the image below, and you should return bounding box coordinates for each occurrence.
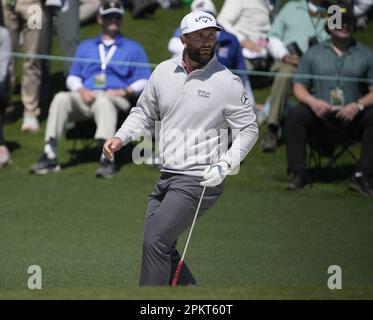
[99,0,124,16]
[191,0,217,16]
[180,11,222,35]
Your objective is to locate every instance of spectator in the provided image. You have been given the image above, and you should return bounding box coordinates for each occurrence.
[284,0,373,196]
[80,0,101,25]
[41,0,80,105]
[168,0,255,106]
[0,26,12,167]
[29,0,151,178]
[121,0,159,18]
[261,0,330,152]
[352,0,373,28]
[217,0,271,88]
[2,0,48,133]
[55,0,80,73]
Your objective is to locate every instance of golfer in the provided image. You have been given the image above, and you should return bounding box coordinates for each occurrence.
[103,11,258,286]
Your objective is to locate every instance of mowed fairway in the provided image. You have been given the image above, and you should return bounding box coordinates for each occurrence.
[0,1,373,299]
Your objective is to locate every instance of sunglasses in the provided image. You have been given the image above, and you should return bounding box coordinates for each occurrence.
[102,13,122,20]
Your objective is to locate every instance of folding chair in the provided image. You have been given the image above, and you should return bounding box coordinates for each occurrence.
[65,120,97,158]
[307,131,359,170]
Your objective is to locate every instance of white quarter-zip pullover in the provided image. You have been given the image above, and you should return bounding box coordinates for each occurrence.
[115,54,258,176]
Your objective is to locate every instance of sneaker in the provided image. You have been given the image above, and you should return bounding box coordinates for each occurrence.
[0,145,11,168]
[261,130,278,152]
[96,159,116,179]
[348,175,373,197]
[29,153,61,174]
[21,115,39,133]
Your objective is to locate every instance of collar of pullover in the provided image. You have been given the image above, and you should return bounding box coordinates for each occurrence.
[176,52,218,75]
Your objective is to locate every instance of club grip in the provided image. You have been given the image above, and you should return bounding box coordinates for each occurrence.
[171,260,184,286]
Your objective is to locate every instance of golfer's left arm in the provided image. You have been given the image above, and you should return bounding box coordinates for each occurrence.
[220,77,259,171]
[200,78,258,187]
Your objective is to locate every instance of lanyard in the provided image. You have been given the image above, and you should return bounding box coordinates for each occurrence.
[98,43,117,72]
[307,2,326,43]
[331,45,348,87]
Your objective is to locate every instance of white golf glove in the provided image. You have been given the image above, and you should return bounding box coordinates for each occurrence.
[200,161,230,187]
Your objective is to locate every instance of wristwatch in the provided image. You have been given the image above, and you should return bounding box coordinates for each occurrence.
[356,100,364,112]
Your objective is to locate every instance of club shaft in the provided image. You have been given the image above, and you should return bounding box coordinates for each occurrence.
[180,185,207,262]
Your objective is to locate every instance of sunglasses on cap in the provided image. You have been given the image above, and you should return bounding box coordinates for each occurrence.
[102,13,122,20]
[341,16,354,25]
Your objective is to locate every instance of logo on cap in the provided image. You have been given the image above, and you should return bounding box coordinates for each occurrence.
[196,15,213,23]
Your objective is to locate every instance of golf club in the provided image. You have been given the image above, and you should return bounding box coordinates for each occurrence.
[171,185,207,286]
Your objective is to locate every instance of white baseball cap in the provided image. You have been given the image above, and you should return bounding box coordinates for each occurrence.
[180,11,222,36]
[98,0,125,16]
[191,0,217,16]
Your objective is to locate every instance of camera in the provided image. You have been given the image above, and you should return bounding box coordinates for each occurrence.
[308,36,319,48]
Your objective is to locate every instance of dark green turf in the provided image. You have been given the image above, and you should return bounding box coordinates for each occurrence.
[1,1,372,299]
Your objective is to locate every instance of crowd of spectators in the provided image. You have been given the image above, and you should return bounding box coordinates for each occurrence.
[0,0,372,196]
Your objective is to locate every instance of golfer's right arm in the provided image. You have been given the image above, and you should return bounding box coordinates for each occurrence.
[103,75,159,160]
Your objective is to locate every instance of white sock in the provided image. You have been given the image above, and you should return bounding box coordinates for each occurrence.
[101,153,114,162]
[44,143,57,160]
[354,171,363,178]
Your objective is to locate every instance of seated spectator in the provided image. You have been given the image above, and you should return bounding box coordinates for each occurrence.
[284,0,373,196]
[217,0,271,88]
[0,26,12,168]
[168,0,255,105]
[121,0,159,18]
[80,0,102,25]
[352,0,373,28]
[262,0,330,152]
[30,0,151,178]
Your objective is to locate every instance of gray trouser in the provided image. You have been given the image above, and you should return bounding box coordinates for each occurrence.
[44,91,130,142]
[57,0,80,73]
[140,172,224,286]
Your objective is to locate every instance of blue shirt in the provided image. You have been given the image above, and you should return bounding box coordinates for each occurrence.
[69,33,151,90]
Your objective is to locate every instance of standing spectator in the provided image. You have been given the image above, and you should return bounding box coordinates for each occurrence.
[29,0,151,178]
[56,0,80,73]
[284,0,373,195]
[2,0,48,133]
[0,26,12,167]
[261,0,330,152]
[41,0,80,110]
[217,0,271,88]
[167,0,255,106]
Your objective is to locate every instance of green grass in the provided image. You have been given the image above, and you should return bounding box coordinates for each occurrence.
[1,1,373,300]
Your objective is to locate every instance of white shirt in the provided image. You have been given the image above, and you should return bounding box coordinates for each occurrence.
[115,55,258,176]
[217,0,271,42]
